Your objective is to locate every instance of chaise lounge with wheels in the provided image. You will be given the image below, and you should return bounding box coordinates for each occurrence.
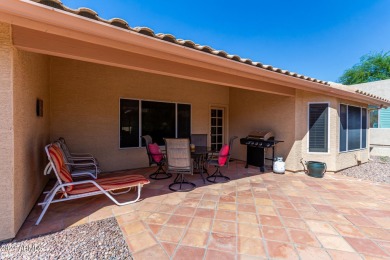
[36,143,150,225]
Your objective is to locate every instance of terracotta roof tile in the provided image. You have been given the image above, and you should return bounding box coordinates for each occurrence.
[133,27,155,37]
[156,33,177,43]
[108,18,130,29]
[39,0,63,10]
[77,8,98,20]
[177,39,196,48]
[29,0,390,104]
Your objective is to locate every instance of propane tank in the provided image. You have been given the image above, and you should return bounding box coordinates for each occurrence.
[273,157,285,174]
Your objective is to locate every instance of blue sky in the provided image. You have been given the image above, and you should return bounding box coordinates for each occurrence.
[61,0,390,82]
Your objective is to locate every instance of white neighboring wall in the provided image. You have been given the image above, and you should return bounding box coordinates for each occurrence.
[353,79,390,156]
[352,79,390,99]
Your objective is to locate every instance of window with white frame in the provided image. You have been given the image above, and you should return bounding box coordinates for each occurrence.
[119,99,191,148]
[308,103,329,153]
[339,104,367,152]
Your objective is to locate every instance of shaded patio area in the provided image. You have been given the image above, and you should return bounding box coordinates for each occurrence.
[16,161,390,259]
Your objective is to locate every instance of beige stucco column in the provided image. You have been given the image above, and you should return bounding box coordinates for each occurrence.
[0,22,50,241]
[0,23,15,241]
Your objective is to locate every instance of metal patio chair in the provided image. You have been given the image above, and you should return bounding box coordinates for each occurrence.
[165,138,195,192]
[142,135,171,180]
[58,137,101,178]
[54,141,100,179]
[227,136,238,167]
[206,144,230,183]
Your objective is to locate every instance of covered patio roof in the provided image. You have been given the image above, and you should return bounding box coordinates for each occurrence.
[1,0,389,106]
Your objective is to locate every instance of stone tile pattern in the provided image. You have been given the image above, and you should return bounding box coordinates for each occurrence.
[18,161,390,259]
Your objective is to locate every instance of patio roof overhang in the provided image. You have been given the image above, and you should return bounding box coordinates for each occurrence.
[1,0,389,107]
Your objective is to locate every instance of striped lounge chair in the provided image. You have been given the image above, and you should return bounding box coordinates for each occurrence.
[36,143,150,225]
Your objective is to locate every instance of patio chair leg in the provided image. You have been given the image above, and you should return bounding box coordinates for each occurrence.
[36,185,62,225]
[104,184,143,206]
[149,164,172,180]
[206,167,230,183]
[199,170,206,184]
[169,173,196,192]
[36,183,144,225]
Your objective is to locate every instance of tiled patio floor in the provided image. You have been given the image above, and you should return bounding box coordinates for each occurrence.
[18,161,390,259]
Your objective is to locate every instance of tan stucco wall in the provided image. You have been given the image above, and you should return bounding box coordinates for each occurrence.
[229,88,297,170]
[294,90,339,171]
[13,49,50,236]
[0,22,15,241]
[295,91,369,172]
[229,88,369,172]
[49,57,229,171]
[0,22,50,241]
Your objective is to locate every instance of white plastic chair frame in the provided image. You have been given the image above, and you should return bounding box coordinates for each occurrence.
[36,180,142,225]
[36,145,145,225]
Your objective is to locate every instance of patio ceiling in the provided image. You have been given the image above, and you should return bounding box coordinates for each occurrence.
[11,26,295,97]
[1,0,390,106]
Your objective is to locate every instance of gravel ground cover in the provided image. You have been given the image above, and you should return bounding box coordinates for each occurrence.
[337,156,390,183]
[0,218,131,260]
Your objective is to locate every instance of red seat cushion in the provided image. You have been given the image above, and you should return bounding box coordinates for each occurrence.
[48,145,74,191]
[68,175,150,195]
[218,144,230,166]
[148,143,163,163]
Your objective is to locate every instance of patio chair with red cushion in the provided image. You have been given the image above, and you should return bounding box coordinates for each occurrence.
[142,135,172,180]
[227,136,238,167]
[206,144,230,183]
[36,143,150,225]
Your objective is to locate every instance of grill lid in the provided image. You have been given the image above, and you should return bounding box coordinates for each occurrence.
[247,131,274,141]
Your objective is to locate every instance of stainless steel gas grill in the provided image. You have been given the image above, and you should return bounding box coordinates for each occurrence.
[240,131,283,172]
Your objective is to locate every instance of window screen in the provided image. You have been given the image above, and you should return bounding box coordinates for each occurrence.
[339,104,347,152]
[120,99,139,148]
[309,103,328,153]
[362,108,367,149]
[339,105,367,152]
[120,99,191,148]
[347,106,361,150]
[177,104,191,138]
[369,107,378,128]
[142,101,176,146]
